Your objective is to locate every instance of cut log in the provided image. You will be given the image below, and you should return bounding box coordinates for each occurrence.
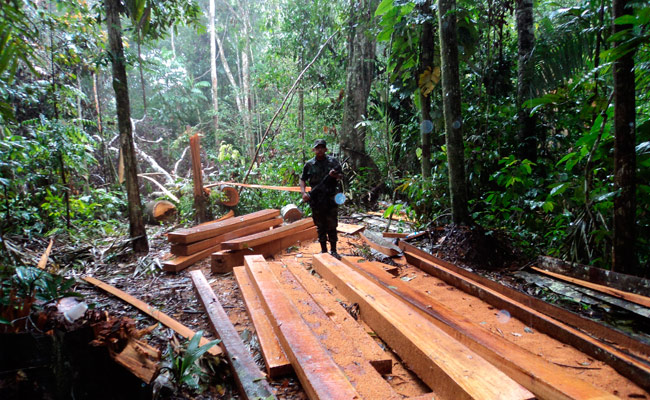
[168,209,280,244]
[342,256,618,400]
[233,266,292,378]
[211,226,318,273]
[162,244,221,272]
[532,266,650,309]
[219,185,240,207]
[110,337,160,384]
[189,270,275,400]
[144,200,177,224]
[401,245,650,392]
[244,255,360,400]
[337,222,365,235]
[171,217,283,256]
[361,231,401,257]
[280,203,302,222]
[312,253,533,400]
[82,276,222,357]
[283,260,392,374]
[221,218,314,250]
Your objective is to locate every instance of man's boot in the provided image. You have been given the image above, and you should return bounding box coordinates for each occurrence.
[329,242,340,259]
[320,241,328,253]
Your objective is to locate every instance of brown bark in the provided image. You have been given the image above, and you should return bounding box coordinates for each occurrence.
[438,0,470,225]
[419,0,435,178]
[189,134,210,223]
[516,0,537,162]
[105,0,149,253]
[612,0,638,275]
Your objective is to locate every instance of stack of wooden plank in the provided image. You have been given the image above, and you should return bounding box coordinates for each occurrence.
[163,209,283,272]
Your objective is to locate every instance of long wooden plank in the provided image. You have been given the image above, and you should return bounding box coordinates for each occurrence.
[312,253,534,400]
[337,222,365,235]
[211,226,318,273]
[162,244,221,272]
[233,266,292,378]
[189,270,275,400]
[284,260,393,374]
[196,209,235,227]
[204,181,309,192]
[532,266,650,309]
[82,276,222,357]
[400,241,650,358]
[168,209,280,244]
[171,217,283,256]
[221,219,314,250]
[538,255,650,297]
[342,256,618,400]
[244,255,360,400]
[402,248,650,392]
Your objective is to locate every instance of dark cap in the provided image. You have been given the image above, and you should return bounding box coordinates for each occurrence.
[312,139,327,148]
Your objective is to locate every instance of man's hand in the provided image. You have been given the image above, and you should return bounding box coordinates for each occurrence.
[301,192,311,203]
[329,169,343,180]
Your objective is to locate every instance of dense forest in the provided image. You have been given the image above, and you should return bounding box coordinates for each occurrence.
[1,0,649,277]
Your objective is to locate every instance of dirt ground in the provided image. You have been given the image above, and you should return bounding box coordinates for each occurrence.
[72,217,649,399]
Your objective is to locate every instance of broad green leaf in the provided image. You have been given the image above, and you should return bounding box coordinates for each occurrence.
[375,0,395,16]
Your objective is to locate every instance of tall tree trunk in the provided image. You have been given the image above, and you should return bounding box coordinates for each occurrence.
[93,71,116,184]
[438,0,470,225]
[105,0,149,253]
[242,50,254,159]
[340,0,381,181]
[516,0,537,162]
[209,0,219,144]
[137,33,147,114]
[419,0,435,178]
[612,0,637,275]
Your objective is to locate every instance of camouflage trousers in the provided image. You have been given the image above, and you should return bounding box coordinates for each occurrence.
[311,205,338,246]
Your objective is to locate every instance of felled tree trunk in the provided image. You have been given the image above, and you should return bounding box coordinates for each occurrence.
[144,200,177,224]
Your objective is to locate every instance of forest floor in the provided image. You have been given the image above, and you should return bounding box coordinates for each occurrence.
[3,211,650,399]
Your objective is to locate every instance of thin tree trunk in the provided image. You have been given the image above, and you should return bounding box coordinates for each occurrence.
[419,0,434,178]
[612,0,637,275]
[516,0,537,162]
[438,0,470,225]
[215,31,245,124]
[299,53,305,162]
[137,33,147,114]
[105,0,149,253]
[93,71,117,184]
[209,0,219,143]
[242,50,254,159]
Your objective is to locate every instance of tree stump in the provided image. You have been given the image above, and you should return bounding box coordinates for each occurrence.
[219,186,240,207]
[281,204,303,222]
[144,200,177,224]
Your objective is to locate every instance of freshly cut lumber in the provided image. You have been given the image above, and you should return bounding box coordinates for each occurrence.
[312,253,534,400]
[218,185,240,207]
[111,337,160,384]
[401,244,650,392]
[82,276,222,357]
[211,226,318,273]
[267,261,399,399]
[284,260,392,374]
[337,222,365,235]
[233,266,292,378]
[532,266,650,309]
[144,200,176,224]
[196,209,234,226]
[361,230,401,257]
[204,181,308,192]
[382,232,409,238]
[538,255,650,297]
[342,256,618,400]
[168,209,280,244]
[189,270,275,400]
[244,255,360,400]
[162,244,221,272]
[221,218,313,250]
[171,217,283,256]
[280,203,302,222]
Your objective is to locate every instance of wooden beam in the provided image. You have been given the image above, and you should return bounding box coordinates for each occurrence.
[82,276,222,357]
[532,266,650,309]
[400,241,650,358]
[168,209,280,244]
[267,261,400,400]
[171,217,283,256]
[382,232,409,238]
[233,266,292,378]
[538,255,650,297]
[221,219,314,250]
[312,253,534,400]
[342,256,618,400]
[244,255,360,400]
[401,245,650,392]
[361,231,401,257]
[283,260,392,374]
[189,270,275,400]
[204,181,308,192]
[162,244,221,272]
[211,226,318,273]
[337,222,365,235]
[196,209,235,227]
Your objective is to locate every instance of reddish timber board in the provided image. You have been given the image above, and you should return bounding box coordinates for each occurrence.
[167,209,280,244]
[342,256,618,400]
[221,218,314,250]
[244,255,360,400]
[401,245,650,393]
[189,270,275,400]
[312,253,534,400]
[233,266,292,378]
[171,217,283,256]
[162,244,221,272]
[211,226,318,273]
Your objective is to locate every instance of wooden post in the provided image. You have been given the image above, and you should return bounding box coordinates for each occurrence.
[189,133,210,223]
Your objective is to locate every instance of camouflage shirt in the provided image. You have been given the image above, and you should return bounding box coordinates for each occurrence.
[301,155,341,206]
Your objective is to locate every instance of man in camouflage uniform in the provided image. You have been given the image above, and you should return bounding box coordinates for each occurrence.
[300,139,343,257]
